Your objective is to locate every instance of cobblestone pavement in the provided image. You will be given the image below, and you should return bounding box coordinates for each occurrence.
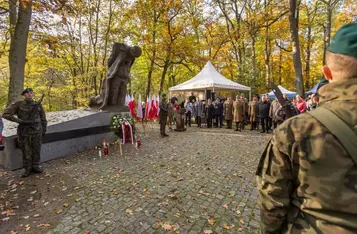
[1,126,270,234]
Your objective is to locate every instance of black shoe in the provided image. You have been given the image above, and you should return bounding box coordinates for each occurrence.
[163,134,169,137]
[260,130,266,133]
[235,129,238,131]
[31,166,44,174]
[21,169,31,178]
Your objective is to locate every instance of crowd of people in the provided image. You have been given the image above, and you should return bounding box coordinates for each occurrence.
[164,91,320,134]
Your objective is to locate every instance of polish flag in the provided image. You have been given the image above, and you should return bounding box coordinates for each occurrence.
[146,96,151,120]
[128,95,136,118]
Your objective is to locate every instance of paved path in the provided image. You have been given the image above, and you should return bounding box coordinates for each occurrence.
[0,126,270,234]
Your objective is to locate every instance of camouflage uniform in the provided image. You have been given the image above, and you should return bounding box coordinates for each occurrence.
[159,97,169,137]
[3,100,47,170]
[256,78,357,234]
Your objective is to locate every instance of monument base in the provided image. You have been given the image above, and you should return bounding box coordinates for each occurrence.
[0,110,129,170]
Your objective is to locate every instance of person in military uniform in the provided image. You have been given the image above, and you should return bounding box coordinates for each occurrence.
[224,97,233,129]
[256,23,357,234]
[248,96,258,130]
[232,95,245,131]
[159,93,169,137]
[3,88,47,177]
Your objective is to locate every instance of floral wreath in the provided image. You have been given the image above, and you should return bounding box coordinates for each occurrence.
[110,113,134,136]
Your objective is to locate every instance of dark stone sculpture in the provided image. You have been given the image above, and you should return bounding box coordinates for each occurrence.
[90,43,142,111]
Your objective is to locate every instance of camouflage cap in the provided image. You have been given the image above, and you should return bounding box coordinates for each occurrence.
[21,88,33,95]
[161,93,166,98]
[328,23,357,58]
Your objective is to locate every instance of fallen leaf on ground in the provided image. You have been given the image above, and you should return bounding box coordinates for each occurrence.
[204,230,213,234]
[160,222,176,231]
[44,202,49,206]
[236,210,241,215]
[198,190,210,196]
[23,216,30,219]
[168,194,178,199]
[2,217,10,221]
[19,181,24,185]
[37,223,51,227]
[208,218,215,225]
[30,190,37,195]
[83,230,89,234]
[7,209,16,216]
[125,209,133,215]
[10,231,17,234]
[240,219,245,224]
[223,224,234,230]
[238,227,244,231]
[63,203,69,207]
[33,214,40,217]
[223,204,228,209]
[55,209,63,214]
[25,224,30,231]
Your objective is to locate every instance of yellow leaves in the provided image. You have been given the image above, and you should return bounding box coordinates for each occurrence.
[204,230,213,234]
[63,203,69,207]
[223,204,228,209]
[33,214,40,217]
[25,224,31,232]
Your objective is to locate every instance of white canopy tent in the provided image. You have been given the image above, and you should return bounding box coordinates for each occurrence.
[169,61,251,93]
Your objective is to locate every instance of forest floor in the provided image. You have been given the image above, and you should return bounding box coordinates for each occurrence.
[0,124,270,234]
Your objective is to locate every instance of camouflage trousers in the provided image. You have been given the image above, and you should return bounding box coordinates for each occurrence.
[18,133,42,169]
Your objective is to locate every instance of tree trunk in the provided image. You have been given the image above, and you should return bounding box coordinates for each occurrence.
[9,0,17,39]
[264,26,271,89]
[289,0,304,96]
[279,47,282,84]
[158,59,170,96]
[8,0,33,105]
[323,3,332,64]
[251,35,257,86]
[305,20,312,89]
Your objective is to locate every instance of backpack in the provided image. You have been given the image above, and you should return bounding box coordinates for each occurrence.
[308,107,357,164]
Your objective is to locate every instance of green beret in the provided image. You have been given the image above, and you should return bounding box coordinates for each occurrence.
[161,93,166,97]
[21,88,33,95]
[328,23,357,58]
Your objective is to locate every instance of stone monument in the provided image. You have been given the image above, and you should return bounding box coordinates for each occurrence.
[89,43,142,111]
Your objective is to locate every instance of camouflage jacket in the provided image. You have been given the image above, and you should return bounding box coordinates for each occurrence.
[3,100,47,136]
[256,78,357,234]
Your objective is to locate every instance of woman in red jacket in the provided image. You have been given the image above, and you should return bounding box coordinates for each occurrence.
[296,95,307,113]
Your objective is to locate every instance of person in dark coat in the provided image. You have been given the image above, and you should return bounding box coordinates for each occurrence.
[206,99,214,128]
[214,98,223,128]
[159,94,169,137]
[258,96,271,133]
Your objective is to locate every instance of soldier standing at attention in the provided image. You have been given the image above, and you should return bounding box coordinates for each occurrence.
[224,97,233,129]
[3,88,47,177]
[159,93,169,138]
[256,23,357,234]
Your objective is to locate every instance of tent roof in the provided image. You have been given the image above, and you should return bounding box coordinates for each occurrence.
[268,85,296,98]
[169,61,251,92]
[306,83,319,95]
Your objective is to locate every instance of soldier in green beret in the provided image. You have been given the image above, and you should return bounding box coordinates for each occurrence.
[3,88,47,177]
[159,93,169,137]
[256,23,357,233]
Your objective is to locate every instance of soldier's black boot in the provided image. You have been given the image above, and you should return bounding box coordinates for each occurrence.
[31,166,44,174]
[21,168,31,178]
